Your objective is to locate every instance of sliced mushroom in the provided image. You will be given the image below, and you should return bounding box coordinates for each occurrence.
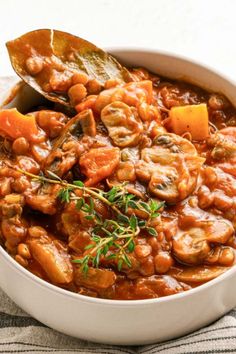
[169,265,228,283]
[101,101,143,147]
[149,166,180,203]
[136,133,205,203]
[173,228,210,265]
[204,220,234,243]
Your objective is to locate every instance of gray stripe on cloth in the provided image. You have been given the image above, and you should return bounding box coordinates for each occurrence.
[0,312,45,328]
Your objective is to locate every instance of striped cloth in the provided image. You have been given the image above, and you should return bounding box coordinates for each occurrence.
[1,287,236,354]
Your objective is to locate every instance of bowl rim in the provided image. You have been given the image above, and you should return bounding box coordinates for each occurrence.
[107,46,236,87]
[1,47,236,307]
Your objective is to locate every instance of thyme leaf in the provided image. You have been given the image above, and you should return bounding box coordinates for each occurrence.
[9,166,165,274]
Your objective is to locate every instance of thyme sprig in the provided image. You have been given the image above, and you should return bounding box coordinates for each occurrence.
[10,166,164,273]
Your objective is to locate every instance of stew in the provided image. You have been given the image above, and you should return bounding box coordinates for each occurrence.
[0,30,236,300]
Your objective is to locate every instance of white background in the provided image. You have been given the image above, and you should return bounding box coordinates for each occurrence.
[0,0,235,80]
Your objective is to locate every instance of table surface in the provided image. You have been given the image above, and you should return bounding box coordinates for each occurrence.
[0,0,235,81]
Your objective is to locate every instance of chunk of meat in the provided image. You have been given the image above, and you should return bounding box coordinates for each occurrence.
[79,147,120,186]
[25,185,59,215]
[101,101,143,147]
[0,193,24,218]
[68,231,91,253]
[25,194,57,215]
[111,275,190,300]
[28,235,73,284]
[74,267,116,289]
[207,127,236,177]
[134,275,189,298]
[159,84,201,109]
[136,133,205,203]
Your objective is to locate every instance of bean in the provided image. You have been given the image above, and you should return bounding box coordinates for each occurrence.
[203,166,217,186]
[72,72,89,85]
[197,185,214,209]
[15,254,28,267]
[12,137,29,155]
[86,79,102,94]
[104,78,122,89]
[139,256,155,276]
[68,83,87,105]
[28,226,47,238]
[134,244,152,258]
[17,243,31,259]
[214,192,233,211]
[49,71,72,92]
[12,176,30,193]
[25,56,44,75]
[154,252,173,274]
[148,236,160,253]
[219,247,235,266]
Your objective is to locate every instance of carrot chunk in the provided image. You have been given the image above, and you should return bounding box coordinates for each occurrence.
[0,108,42,142]
[79,147,120,186]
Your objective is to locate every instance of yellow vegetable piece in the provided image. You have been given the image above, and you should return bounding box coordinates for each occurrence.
[169,103,209,140]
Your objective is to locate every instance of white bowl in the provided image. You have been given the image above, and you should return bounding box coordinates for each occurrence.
[0,49,236,345]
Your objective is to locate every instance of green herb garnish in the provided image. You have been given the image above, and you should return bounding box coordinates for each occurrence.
[11,167,164,273]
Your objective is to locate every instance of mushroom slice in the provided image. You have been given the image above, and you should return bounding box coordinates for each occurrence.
[169,265,228,283]
[173,228,210,265]
[204,219,234,244]
[101,101,143,147]
[148,166,180,203]
[136,133,205,203]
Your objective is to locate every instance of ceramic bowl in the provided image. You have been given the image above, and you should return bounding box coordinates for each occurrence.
[0,49,236,345]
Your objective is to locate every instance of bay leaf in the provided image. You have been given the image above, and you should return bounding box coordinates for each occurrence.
[6,29,131,107]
